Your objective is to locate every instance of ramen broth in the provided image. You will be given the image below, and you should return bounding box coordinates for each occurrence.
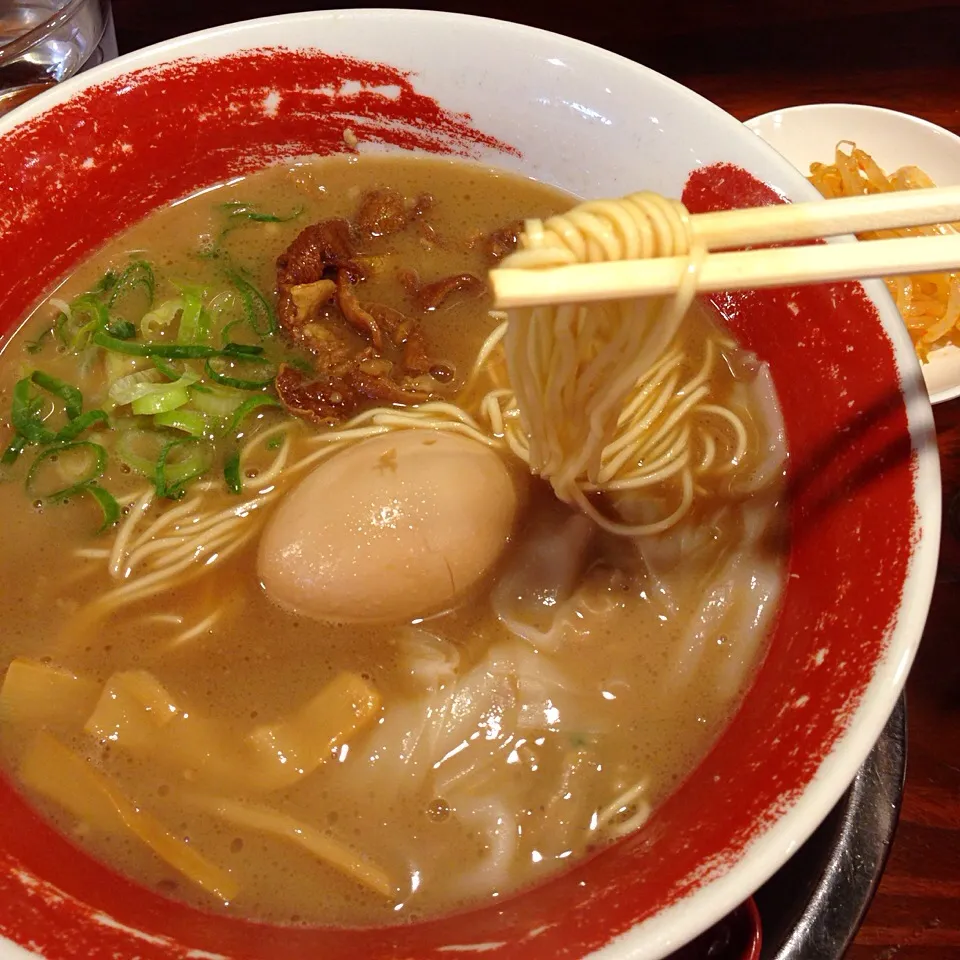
[0,155,788,926]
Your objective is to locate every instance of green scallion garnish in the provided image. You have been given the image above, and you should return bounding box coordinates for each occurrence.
[205,355,277,390]
[154,437,213,499]
[151,356,186,381]
[108,260,155,309]
[228,272,276,337]
[130,385,191,416]
[85,483,121,531]
[104,319,137,340]
[153,410,211,437]
[12,379,57,445]
[25,327,53,355]
[55,409,109,442]
[1,433,28,466]
[92,332,221,359]
[30,371,83,420]
[26,441,107,500]
[219,201,303,226]
[59,294,108,352]
[227,395,283,434]
[177,292,204,344]
[90,269,119,296]
[223,449,242,494]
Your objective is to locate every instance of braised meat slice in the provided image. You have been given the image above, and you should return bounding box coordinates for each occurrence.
[276,219,361,339]
[276,219,355,286]
[399,269,484,312]
[483,221,523,263]
[356,189,408,238]
[274,220,454,426]
[275,362,432,428]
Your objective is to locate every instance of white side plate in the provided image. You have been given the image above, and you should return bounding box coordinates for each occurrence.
[745,102,960,405]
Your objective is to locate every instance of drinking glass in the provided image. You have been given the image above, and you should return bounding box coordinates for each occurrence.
[0,0,116,115]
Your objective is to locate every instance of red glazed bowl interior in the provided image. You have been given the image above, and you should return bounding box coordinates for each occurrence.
[0,16,937,960]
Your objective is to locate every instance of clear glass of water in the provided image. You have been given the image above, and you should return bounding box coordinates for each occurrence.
[0,0,116,115]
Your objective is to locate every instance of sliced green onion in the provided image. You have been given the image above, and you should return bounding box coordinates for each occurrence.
[188,383,246,417]
[11,379,56,445]
[131,386,190,416]
[108,369,163,406]
[220,318,250,346]
[103,350,143,390]
[219,201,303,225]
[104,319,137,340]
[85,484,121,531]
[117,370,199,414]
[1,433,28,465]
[152,357,182,380]
[228,272,276,337]
[208,290,240,322]
[205,356,277,390]
[54,309,70,345]
[13,372,92,445]
[93,332,220,359]
[178,292,204,344]
[155,437,212,499]
[227,395,282,434]
[153,356,198,382]
[61,294,108,351]
[109,260,155,309]
[265,435,284,451]
[141,298,183,338]
[30,371,83,420]
[55,409,108,442]
[195,307,212,343]
[71,294,109,324]
[25,327,53,355]
[116,428,212,497]
[222,342,265,357]
[116,428,165,477]
[153,410,210,437]
[26,441,107,500]
[90,269,119,296]
[171,280,208,301]
[223,449,242,494]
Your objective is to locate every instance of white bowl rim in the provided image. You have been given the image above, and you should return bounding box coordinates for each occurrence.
[0,11,942,960]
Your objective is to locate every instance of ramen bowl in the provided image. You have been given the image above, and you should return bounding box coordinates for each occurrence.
[0,10,939,959]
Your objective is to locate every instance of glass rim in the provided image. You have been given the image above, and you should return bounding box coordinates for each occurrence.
[0,0,107,69]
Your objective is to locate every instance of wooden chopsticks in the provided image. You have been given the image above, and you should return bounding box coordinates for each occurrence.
[490,186,960,309]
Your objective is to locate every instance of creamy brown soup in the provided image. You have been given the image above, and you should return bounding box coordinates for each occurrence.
[0,155,787,926]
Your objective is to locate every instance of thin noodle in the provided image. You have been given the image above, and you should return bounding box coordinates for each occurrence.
[473,198,746,534]
[73,190,770,631]
[595,778,651,838]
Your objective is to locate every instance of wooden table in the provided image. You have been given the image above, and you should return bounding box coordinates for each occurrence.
[108,2,960,955]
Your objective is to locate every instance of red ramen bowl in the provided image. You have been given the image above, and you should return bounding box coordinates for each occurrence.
[0,10,939,959]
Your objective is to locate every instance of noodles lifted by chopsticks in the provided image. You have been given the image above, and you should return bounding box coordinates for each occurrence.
[808,141,960,359]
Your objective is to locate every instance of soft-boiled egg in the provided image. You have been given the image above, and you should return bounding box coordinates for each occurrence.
[258,429,523,623]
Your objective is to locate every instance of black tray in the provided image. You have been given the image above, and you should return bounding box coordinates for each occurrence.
[756,694,906,958]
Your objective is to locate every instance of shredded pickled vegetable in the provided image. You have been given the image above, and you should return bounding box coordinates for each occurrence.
[194,797,396,898]
[808,141,960,361]
[21,731,238,901]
